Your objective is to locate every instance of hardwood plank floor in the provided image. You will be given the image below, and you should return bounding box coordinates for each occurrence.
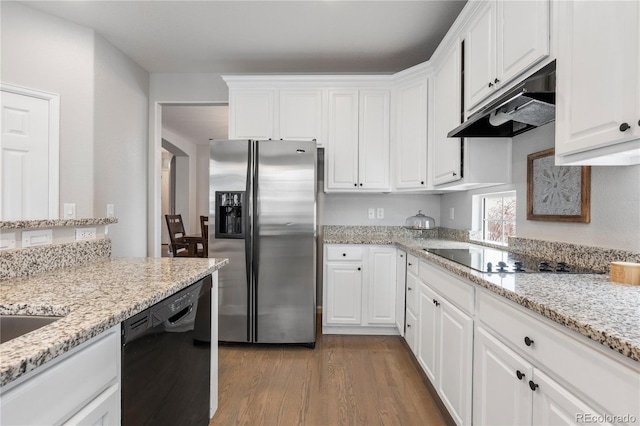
[211,328,448,426]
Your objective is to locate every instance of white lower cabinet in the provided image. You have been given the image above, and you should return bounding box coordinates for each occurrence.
[395,249,407,336]
[325,261,363,325]
[402,258,640,426]
[476,289,640,426]
[0,325,121,426]
[474,325,610,426]
[323,244,397,334]
[416,261,474,426]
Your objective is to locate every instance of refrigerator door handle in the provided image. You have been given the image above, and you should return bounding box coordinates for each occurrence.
[252,141,260,342]
[245,139,253,342]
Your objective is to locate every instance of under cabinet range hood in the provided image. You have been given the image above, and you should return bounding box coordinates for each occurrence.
[448,61,556,138]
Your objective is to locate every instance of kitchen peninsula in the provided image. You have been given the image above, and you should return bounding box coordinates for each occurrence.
[0,219,228,425]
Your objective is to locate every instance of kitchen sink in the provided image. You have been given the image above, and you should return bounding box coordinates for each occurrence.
[0,315,63,344]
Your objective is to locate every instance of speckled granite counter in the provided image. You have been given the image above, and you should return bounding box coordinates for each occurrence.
[323,229,640,363]
[0,257,228,386]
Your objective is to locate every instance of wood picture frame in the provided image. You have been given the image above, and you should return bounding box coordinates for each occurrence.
[527,148,591,222]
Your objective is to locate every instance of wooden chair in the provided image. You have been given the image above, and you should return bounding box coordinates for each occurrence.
[200,215,209,257]
[165,214,205,257]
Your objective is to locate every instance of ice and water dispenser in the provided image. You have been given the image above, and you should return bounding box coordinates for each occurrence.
[215,191,244,238]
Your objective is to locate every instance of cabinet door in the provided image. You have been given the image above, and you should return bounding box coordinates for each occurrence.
[228,89,275,140]
[395,250,407,335]
[395,79,428,189]
[432,44,462,186]
[465,1,496,110]
[63,384,120,426]
[326,90,359,189]
[496,0,549,86]
[366,247,396,325]
[473,326,533,426]
[358,90,390,190]
[279,89,322,143]
[325,262,362,325]
[437,297,474,426]
[556,1,640,157]
[531,370,610,426]
[417,281,439,382]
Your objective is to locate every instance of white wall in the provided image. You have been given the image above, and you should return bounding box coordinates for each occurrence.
[148,73,228,256]
[94,34,149,257]
[439,123,640,252]
[161,129,198,235]
[1,2,95,218]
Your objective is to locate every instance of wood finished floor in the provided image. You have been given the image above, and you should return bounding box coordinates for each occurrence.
[210,329,448,426]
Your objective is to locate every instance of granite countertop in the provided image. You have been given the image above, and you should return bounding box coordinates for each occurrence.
[0,257,228,387]
[324,234,640,363]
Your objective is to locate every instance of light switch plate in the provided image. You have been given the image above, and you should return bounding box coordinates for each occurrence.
[22,229,52,247]
[64,203,76,219]
[106,204,115,218]
[368,208,375,219]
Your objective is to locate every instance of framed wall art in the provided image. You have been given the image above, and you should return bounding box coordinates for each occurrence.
[527,148,591,222]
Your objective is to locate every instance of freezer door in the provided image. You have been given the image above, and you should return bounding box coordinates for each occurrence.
[254,140,317,344]
[210,140,251,342]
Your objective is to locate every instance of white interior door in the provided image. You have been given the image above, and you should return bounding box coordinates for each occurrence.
[0,84,59,220]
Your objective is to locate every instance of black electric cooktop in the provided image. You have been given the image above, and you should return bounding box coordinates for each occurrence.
[423,247,602,274]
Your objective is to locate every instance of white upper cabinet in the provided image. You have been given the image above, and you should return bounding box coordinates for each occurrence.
[228,89,275,140]
[326,90,360,190]
[326,89,390,191]
[278,89,323,142]
[227,84,323,145]
[358,90,390,190]
[394,78,428,190]
[465,0,550,111]
[555,0,640,166]
[432,43,462,186]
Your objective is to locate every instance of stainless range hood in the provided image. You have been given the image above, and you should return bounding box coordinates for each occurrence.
[448,61,556,138]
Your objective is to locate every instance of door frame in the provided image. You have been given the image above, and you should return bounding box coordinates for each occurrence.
[0,83,60,219]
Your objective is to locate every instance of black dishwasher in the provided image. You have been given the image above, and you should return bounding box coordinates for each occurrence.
[122,275,212,426]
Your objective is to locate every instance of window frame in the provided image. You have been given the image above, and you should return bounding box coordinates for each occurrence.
[471,190,516,246]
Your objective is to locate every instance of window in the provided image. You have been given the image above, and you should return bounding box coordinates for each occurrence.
[479,192,516,245]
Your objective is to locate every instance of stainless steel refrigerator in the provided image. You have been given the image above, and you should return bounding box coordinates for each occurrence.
[209,139,316,346]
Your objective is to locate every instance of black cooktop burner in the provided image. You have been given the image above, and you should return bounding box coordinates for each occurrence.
[423,247,601,274]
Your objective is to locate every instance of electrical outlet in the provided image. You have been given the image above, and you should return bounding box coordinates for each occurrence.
[368,208,375,219]
[377,208,384,219]
[64,203,76,219]
[0,232,16,250]
[76,227,97,241]
[22,229,52,247]
[106,204,115,218]
[449,207,455,221]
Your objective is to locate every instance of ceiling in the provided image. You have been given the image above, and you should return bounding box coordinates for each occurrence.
[19,0,467,145]
[22,0,467,74]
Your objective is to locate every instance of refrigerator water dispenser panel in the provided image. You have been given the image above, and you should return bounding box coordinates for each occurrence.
[215,191,245,239]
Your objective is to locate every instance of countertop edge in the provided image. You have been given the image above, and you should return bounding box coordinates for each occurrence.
[0,258,229,387]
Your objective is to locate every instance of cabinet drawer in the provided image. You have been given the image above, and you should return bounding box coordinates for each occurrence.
[406,271,419,314]
[419,261,474,315]
[405,308,418,355]
[326,246,363,261]
[1,326,120,425]
[477,290,640,419]
[406,254,419,276]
